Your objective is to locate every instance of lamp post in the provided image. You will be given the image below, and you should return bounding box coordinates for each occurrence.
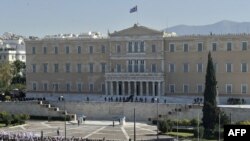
[219,112,221,141]
[59,96,66,140]
[134,107,136,141]
[197,110,199,141]
[154,98,159,141]
[176,105,179,141]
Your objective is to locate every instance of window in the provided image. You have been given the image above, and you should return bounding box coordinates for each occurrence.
[152,64,157,73]
[43,83,48,91]
[54,64,59,73]
[101,45,105,53]
[89,63,93,73]
[32,83,37,91]
[66,63,70,73]
[241,63,248,72]
[116,64,121,72]
[183,63,189,72]
[169,84,175,93]
[242,42,247,51]
[54,46,58,54]
[128,60,132,72]
[226,63,232,72]
[52,83,59,92]
[32,47,36,54]
[212,43,217,51]
[184,43,189,52]
[214,63,218,72]
[102,84,105,94]
[116,45,121,53]
[32,64,36,73]
[66,46,70,54]
[77,46,81,54]
[134,61,138,72]
[198,43,203,52]
[152,45,156,53]
[43,63,48,73]
[89,83,94,92]
[43,47,47,54]
[89,46,93,54]
[128,42,132,53]
[197,63,203,72]
[170,44,175,52]
[226,84,232,94]
[183,84,189,94]
[77,64,82,73]
[134,42,138,52]
[197,84,203,93]
[227,42,232,51]
[241,84,248,94]
[140,41,144,52]
[169,63,175,73]
[66,83,70,92]
[77,83,82,92]
[101,63,106,73]
[140,60,145,72]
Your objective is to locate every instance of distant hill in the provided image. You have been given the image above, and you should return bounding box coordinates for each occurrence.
[165,20,250,35]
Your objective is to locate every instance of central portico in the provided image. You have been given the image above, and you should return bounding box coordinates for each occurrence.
[105,73,164,96]
[105,24,165,96]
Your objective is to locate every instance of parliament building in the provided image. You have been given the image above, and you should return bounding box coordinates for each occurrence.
[25,24,250,98]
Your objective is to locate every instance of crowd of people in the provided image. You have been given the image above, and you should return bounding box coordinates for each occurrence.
[104,96,163,103]
[0,131,114,141]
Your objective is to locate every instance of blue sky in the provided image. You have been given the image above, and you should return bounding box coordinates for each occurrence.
[1,0,250,37]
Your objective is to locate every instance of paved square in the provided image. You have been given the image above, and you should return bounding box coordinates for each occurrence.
[0,120,173,140]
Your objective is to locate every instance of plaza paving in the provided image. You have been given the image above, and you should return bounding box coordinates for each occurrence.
[0,120,173,140]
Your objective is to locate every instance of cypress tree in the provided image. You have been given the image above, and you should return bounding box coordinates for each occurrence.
[202,51,219,138]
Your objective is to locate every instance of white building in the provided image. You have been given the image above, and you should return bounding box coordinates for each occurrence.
[0,32,26,63]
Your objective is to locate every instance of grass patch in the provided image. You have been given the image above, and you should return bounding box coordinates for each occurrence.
[191,139,217,141]
[0,123,5,128]
[166,131,218,141]
[167,132,193,138]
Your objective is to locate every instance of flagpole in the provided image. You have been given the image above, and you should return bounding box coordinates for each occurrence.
[136,6,138,24]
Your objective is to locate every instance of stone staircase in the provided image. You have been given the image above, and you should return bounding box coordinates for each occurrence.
[37,100,76,121]
[148,104,195,123]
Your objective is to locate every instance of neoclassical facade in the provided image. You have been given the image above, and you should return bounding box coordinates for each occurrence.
[25,24,250,97]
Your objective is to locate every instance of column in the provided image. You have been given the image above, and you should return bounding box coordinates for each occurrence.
[110,81,113,95]
[105,81,108,95]
[152,81,155,96]
[140,81,143,96]
[122,81,125,96]
[116,81,119,95]
[128,81,131,95]
[162,81,165,96]
[158,81,161,96]
[134,81,136,95]
[146,81,149,96]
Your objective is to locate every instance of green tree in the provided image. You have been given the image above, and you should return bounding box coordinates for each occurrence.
[12,60,25,76]
[11,60,26,84]
[0,63,13,91]
[202,52,219,138]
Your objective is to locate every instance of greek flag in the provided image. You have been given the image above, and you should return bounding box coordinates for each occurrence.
[130,6,137,13]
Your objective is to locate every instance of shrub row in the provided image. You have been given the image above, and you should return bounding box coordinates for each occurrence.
[30,115,71,121]
[0,112,29,126]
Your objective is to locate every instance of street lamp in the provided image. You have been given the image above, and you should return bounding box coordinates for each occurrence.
[59,96,66,140]
[197,110,200,141]
[176,105,179,141]
[134,107,136,141]
[154,98,159,141]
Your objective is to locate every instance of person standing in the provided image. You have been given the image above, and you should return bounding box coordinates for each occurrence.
[57,128,60,136]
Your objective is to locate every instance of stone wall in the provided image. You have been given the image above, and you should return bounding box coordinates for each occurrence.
[1,101,250,123]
